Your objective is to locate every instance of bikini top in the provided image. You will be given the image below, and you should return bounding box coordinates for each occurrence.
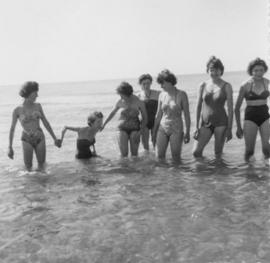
[245,79,270,101]
[19,109,41,124]
[202,82,227,107]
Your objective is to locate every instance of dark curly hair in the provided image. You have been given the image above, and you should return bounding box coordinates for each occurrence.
[116,82,133,97]
[19,81,39,98]
[247,58,268,76]
[206,56,224,75]
[157,69,177,86]
[87,111,103,126]
[138,74,153,84]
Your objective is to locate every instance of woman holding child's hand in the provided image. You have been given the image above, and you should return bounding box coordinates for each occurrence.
[102,82,147,157]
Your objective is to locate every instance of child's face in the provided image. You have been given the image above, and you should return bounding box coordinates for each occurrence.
[92,118,103,129]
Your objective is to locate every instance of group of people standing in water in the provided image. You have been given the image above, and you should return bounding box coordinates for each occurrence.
[7,56,270,170]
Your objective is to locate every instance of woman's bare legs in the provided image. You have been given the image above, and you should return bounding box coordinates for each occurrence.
[193,127,212,157]
[117,131,129,157]
[35,139,46,170]
[170,131,183,163]
[141,127,150,150]
[156,129,169,160]
[243,120,258,161]
[130,131,141,156]
[259,119,270,159]
[214,126,227,157]
[22,142,34,170]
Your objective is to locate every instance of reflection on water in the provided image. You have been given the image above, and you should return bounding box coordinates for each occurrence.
[0,156,269,263]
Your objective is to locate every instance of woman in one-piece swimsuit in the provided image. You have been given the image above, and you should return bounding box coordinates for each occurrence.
[8,81,61,170]
[193,56,233,158]
[235,58,270,161]
[137,74,160,150]
[153,69,190,162]
[102,82,147,157]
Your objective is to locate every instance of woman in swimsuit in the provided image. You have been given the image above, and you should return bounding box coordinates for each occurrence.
[101,82,147,157]
[8,81,61,170]
[235,58,270,161]
[193,56,233,158]
[137,74,160,150]
[61,111,103,159]
[153,69,190,162]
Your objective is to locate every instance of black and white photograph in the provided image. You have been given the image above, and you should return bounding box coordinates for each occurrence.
[0,0,269,262]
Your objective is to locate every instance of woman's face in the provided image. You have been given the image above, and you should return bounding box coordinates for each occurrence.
[209,67,222,79]
[160,81,173,92]
[140,79,152,91]
[252,65,265,79]
[27,91,38,102]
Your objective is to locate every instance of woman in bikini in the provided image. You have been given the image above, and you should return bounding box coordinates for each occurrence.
[235,58,270,161]
[193,56,233,158]
[8,81,61,170]
[101,82,147,157]
[137,74,160,150]
[152,69,190,162]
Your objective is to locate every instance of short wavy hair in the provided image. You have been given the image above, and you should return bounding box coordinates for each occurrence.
[116,82,133,97]
[247,58,268,76]
[87,111,103,126]
[206,56,224,75]
[157,69,177,85]
[19,81,39,98]
[138,74,153,84]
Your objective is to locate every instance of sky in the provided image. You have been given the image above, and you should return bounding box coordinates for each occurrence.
[0,0,268,84]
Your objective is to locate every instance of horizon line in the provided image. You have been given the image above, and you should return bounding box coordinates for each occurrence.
[0,69,246,87]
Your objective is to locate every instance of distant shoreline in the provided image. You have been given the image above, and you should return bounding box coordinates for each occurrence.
[0,70,248,88]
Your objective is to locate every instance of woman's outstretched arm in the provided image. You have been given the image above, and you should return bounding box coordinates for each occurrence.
[8,108,19,159]
[181,91,191,143]
[193,83,204,139]
[234,85,245,139]
[152,94,163,146]
[101,103,120,130]
[38,104,61,147]
[225,83,233,142]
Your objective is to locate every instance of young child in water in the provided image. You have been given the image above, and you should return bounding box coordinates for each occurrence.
[61,111,103,159]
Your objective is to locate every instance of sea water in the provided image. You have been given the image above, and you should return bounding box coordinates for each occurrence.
[0,72,270,262]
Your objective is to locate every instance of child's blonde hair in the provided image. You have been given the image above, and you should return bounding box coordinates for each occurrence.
[87,111,103,126]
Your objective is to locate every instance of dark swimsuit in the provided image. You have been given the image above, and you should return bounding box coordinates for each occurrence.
[118,108,141,136]
[76,138,96,159]
[244,79,270,127]
[201,82,228,133]
[144,99,158,129]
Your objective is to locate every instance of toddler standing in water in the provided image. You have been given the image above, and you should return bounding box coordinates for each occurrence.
[61,111,103,159]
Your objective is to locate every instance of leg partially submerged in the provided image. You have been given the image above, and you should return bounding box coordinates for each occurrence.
[214,126,227,157]
[193,127,212,157]
[130,130,141,156]
[169,131,183,163]
[259,119,270,159]
[243,120,258,161]
[117,131,129,157]
[156,128,169,160]
[35,138,46,170]
[22,141,34,170]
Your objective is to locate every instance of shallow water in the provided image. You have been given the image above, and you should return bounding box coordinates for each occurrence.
[1,72,270,262]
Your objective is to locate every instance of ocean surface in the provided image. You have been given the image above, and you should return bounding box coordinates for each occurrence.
[0,71,270,263]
